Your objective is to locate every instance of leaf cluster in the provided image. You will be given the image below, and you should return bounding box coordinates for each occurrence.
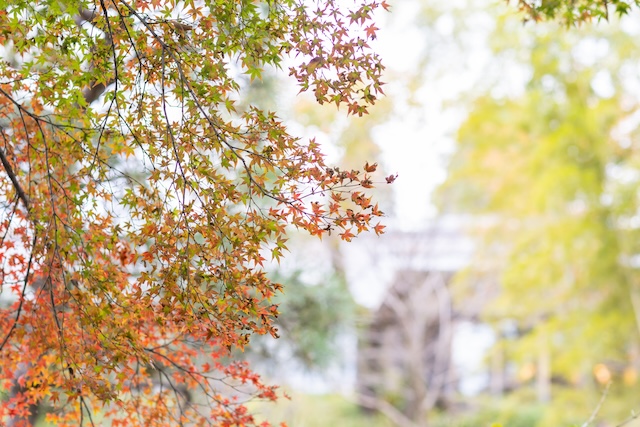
[514,0,640,25]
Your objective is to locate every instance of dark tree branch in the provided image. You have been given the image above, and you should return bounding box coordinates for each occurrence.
[0,131,30,212]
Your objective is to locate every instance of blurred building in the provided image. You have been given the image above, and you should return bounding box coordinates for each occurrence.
[356,269,455,420]
[344,216,501,421]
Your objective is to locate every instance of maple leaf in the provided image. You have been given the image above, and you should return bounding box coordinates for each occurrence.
[365,24,380,39]
[340,229,356,242]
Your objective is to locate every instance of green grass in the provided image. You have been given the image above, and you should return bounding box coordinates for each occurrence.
[249,392,393,427]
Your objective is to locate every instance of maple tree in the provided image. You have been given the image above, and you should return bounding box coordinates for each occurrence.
[0,0,388,425]
[514,0,640,24]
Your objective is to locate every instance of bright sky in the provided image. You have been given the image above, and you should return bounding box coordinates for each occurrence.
[368,0,496,229]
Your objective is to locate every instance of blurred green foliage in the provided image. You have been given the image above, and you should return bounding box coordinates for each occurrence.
[272,271,355,369]
[249,392,392,427]
[239,268,356,373]
[439,5,640,426]
[249,392,543,427]
[236,2,640,426]
[432,392,543,427]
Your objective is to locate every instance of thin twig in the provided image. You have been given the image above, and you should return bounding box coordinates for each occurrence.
[350,393,418,427]
[0,232,37,353]
[582,381,611,427]
[617,408,640,427]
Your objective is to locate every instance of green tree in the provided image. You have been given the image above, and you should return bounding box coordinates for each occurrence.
[245,269,355,373]
[439,14,640,426]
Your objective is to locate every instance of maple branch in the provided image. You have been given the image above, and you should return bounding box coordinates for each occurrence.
[0,131,30,212]
[83,79,116,106]
[0,233,37,353]
[79,395,97,427]
[74,7,98,27]
[154,365,202,424]
[117,0,288,205]
[145,348,216,396]
[75,4,118,105]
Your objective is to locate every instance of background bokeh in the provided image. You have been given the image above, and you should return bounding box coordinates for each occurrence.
[237,1,640,426]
